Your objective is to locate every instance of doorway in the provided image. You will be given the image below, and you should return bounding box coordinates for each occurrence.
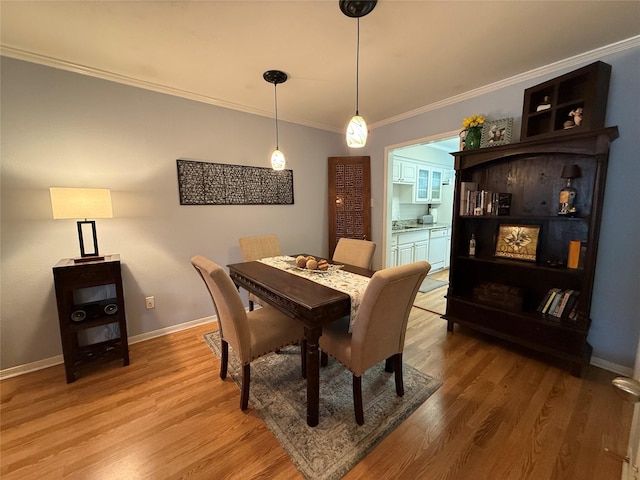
[384,131,459,313]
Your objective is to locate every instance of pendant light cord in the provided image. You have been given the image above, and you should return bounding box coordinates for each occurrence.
[274,83,279,149]
[355,17,360,115]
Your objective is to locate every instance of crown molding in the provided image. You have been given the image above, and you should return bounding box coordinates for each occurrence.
[2,35,639,134]
[369,35,640,131]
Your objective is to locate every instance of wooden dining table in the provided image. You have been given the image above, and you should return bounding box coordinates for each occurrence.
[227,255,374,427]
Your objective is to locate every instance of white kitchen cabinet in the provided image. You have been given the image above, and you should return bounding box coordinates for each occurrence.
[414,240,429,263]
[392,160,417,184]
[388,234,398,267]
[415,166,443,204]
[396,230,429,266]
[428,227,448,272]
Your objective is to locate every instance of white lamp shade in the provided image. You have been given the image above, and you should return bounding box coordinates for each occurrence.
[50,187,113,219]
[346,115,368,148]
[271,149,286,171]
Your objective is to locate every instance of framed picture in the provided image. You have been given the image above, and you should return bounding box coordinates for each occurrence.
[481,117,513,147]
[494,224,540,262]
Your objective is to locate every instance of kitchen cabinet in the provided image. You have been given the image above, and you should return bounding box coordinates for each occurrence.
[392,160,416,184]
[388,234,398,267]
[415,166,443,203]
[428,227,448,272]
[396,230,429,266]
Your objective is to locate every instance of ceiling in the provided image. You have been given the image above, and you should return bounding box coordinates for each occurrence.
[2,1,639,134]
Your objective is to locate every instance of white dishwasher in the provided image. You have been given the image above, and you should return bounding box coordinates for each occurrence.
[428,227,448,272]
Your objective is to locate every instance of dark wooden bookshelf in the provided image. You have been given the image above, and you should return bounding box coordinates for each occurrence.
[520,61,611,140]
[444,127,618,376]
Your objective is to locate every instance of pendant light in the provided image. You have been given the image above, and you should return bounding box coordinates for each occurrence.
[341,0,377,148]
[263,70,288,170]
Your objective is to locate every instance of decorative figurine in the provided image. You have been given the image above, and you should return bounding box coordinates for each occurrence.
[569,107,583,126]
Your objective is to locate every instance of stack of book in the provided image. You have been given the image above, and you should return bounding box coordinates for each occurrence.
[460,182,512,216]
[537,288,580,319]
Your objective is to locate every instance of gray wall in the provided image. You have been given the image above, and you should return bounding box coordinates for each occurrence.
[1,57,346,369]
[2,43,639,372]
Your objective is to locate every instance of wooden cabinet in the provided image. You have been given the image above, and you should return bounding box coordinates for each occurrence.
[521,61,611,140]
[53,255,129,383]
[444,128,618,376]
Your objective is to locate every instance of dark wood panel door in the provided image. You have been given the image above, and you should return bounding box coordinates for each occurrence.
[328,156,371,257]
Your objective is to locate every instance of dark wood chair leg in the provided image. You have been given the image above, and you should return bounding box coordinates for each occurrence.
[394,353,404,397]
[301,340,308,378]
[385,356,394,372]
[320,351,328,367]
[353,375,364,426]
[241,364,250,410]
[248,300,255,311]
[220,340,229,379]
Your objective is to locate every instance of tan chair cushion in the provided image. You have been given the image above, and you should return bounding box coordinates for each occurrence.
[239,234,281,262]
[332,238,376,269]
[319,261,430,376]
[191,255,303,365]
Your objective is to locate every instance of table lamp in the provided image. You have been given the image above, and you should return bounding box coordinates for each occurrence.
[50,187,113,262]
[558,165,580,217]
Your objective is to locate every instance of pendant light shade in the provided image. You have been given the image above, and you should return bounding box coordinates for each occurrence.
[341,1,376,148]
[346,114,368,148]
[263,70,288,170]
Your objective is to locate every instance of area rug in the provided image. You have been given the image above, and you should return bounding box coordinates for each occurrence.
[204,331,441,480]
[419,277,448,293]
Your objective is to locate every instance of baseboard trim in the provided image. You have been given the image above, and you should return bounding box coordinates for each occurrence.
[0,316,217,381]
[1,316,632,380]
[590,356,633,377]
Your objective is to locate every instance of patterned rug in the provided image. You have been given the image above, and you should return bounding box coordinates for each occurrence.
[204,331,441,480]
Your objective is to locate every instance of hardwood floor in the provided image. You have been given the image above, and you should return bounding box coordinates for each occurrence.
[1,270,632,479]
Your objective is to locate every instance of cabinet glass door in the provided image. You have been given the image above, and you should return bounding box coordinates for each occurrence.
[430,169,443,203]
[415,167,431,202]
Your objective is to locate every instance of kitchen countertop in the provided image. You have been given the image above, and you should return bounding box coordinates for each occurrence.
[391,223,451,233]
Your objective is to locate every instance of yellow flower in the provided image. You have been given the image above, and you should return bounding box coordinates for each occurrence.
[462,115,486,130]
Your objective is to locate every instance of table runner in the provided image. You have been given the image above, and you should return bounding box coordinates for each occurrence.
[258,256,370,332]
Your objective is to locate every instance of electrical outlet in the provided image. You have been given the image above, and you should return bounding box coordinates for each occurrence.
[145,296,155,309]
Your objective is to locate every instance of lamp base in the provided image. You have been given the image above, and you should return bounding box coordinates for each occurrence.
[73,255,105,264]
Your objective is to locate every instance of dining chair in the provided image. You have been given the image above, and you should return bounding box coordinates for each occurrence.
[191,255,306,411]
[332,237,376,269]
[238,234,281,311]
[319,260,430,425]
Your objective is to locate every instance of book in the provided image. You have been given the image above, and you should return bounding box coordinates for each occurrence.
[460,182,478,215]
[561,291,580,319]
[541,288,562,314]
[537,288,556,312]
[554,289,574,317]
[546,289,564,315]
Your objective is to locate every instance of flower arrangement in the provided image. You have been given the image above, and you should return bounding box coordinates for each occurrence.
[462,114,486,130]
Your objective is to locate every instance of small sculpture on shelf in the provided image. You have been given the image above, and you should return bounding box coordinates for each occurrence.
[570,107,583,126]
[536,95,551,112]
[564,107,584,129]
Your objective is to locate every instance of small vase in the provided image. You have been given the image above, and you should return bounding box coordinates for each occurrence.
[465,127,482,150]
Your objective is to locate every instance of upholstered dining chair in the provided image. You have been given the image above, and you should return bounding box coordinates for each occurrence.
[319,261,430,425]
[191,255,306,411]
[239,234,281,311]
[332,237,376,269]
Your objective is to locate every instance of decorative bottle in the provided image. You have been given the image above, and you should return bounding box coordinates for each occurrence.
[469,234,476,257]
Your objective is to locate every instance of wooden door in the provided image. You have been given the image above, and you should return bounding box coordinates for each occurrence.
[328,156,371,258]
